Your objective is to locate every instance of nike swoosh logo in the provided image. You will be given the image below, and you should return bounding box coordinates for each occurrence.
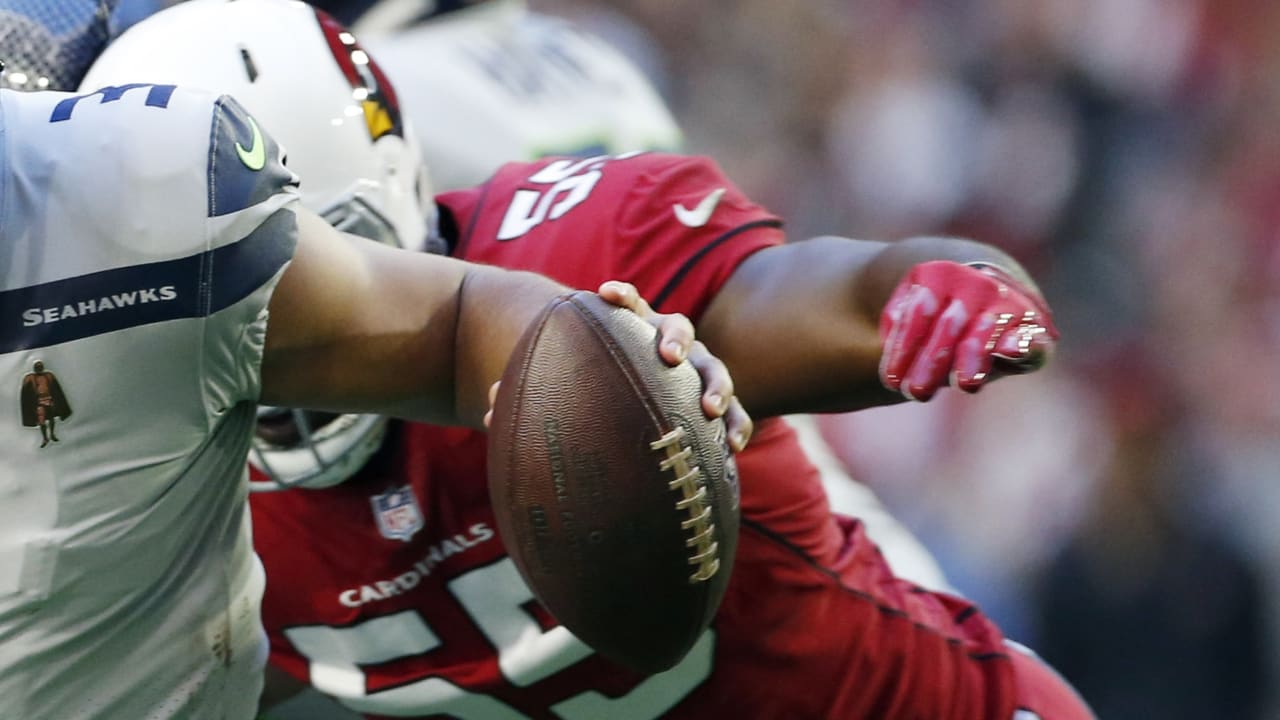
[236,117,266,171]
[673,188,727,228]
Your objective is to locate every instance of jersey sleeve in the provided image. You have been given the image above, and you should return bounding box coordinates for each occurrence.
[2,86,299,414]
[200,95,301,412]
[610,154,784,320]
[438,152,784,321]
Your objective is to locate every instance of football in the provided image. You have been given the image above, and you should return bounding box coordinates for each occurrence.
[487,291,740,674]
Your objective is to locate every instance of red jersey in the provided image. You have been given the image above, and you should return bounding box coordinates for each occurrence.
[250,153,1020,719]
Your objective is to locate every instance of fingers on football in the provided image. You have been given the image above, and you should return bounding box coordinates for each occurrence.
[724,396,753,453]
[688,340,734,418]
[656,313,694,365]
[483,381,502,429]
[687,339,752,450]
[597,280,650,314]
[597,281,693,365]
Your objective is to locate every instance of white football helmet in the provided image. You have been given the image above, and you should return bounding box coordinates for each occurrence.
[80,0,436,490]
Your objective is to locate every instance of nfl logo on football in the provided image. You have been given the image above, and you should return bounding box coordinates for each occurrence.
[371,487,424,542]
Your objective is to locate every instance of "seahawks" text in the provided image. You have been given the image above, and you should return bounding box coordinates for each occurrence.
[22,286,178,326]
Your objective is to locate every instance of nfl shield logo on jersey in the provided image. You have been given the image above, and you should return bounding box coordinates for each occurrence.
[371,487,424,542]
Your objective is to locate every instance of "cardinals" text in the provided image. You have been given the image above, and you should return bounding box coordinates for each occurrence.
[337,523,495,608]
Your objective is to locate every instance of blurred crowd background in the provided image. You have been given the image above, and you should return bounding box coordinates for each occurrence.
[535,0,1280,717]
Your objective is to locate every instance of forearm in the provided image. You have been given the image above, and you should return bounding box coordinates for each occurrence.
[450,264,568,426]
[851,235,1040,323]
[263,212,741,434]
[262,212,567,427]
[698,235,1039,417]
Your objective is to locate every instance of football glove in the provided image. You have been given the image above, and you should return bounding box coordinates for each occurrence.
[879,260,1058,401]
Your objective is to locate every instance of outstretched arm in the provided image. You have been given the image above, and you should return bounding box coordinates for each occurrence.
[696,234,1055,417]
[261,209,750,445]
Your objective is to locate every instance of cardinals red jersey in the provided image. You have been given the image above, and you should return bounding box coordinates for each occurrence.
[250,153,1024,719]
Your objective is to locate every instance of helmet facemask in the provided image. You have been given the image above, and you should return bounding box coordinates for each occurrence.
[79,0,436,490]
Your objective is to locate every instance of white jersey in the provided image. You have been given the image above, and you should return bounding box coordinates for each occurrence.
[784,415,953,592]
[0,86,298,719]
[362,0,682,191]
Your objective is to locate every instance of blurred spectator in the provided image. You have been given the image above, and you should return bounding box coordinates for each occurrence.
[816,365,1110,641]
[1033,351,1272,719]
[532,0,1280,713]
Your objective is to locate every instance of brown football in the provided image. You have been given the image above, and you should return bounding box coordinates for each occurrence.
[486,291,739,674]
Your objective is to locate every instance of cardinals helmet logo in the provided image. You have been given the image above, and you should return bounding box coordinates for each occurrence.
[314,10,404,142]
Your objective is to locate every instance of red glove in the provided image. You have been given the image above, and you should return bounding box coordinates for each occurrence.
[879,260,1058,401]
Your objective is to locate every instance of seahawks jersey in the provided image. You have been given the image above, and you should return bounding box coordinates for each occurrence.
[362,0,682,191]
[0,86,298,719]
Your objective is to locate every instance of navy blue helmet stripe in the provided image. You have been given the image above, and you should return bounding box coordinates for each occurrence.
[0,208,297,353]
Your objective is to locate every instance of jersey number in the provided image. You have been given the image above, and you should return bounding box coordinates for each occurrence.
[49,83,176,123]
[285,558,713,718]
[496,152,642,241]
